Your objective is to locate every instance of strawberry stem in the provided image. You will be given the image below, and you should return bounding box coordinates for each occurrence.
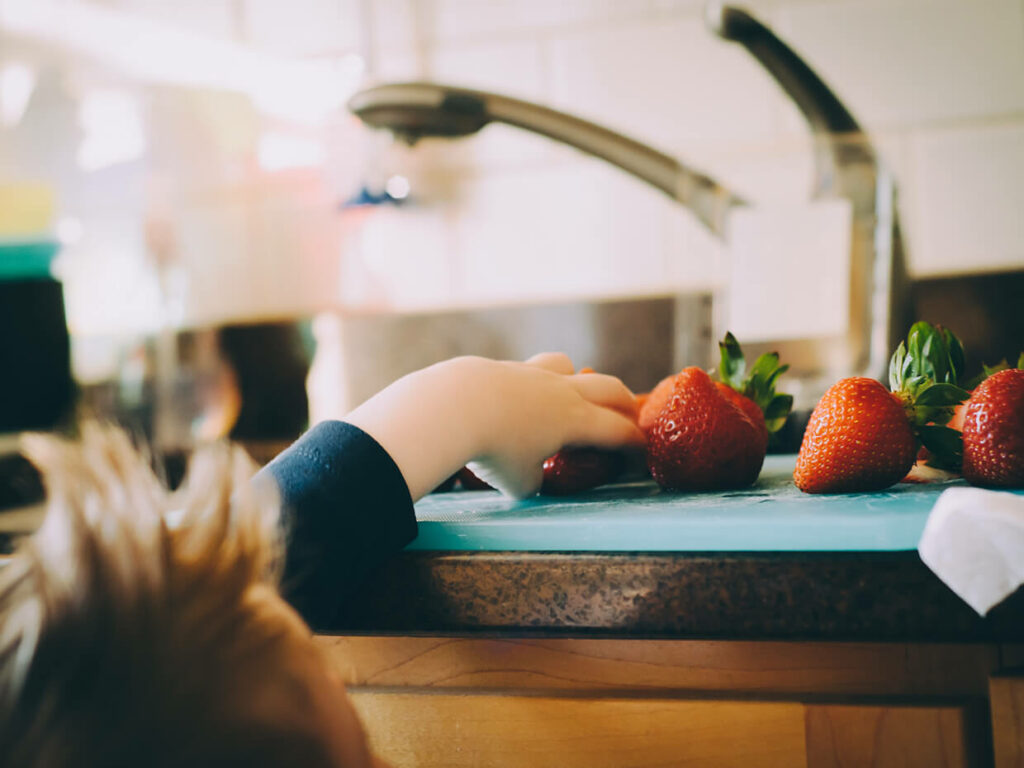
[717,332,793,434]
[888,322,971,469]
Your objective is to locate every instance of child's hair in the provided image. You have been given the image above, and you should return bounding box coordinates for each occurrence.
[0,426,337,767]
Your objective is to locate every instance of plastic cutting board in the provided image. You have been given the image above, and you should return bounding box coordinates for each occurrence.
[411,454,1024,552]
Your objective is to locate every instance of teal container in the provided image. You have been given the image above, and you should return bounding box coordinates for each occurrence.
[0,240,59,280]
[0,240,73,433]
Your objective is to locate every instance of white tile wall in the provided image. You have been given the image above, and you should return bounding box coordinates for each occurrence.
[429,37,547,98]
[548,15,791,156]
[109,0,237,40]
[72,0,1024,328]
[453,158,676,303]
[427,0,653,44]
[906,120,1024,276]
[774,0,1024,130]
[243,0,363,55]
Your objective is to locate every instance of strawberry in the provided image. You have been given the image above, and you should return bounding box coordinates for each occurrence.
[795,378,918,493]
[796,322,970,493]
[715,382,767,446]
[638,374,676,433]
[541,448,625,495]
[904,337,1019,478]
[715,332,793,448]
[647,367,765,491]
[962,368,1024,488]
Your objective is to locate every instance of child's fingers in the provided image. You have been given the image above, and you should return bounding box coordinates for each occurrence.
[570,404,647,448]
[570,373,638,417]
[524,352,575,375]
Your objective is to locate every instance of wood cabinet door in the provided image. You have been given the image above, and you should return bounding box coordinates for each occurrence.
[349,691,977,768]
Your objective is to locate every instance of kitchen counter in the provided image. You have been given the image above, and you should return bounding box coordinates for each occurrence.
[327,455,1024,641]
[320,457,1024,766]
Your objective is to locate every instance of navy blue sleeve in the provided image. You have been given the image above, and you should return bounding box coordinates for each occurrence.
[255,421,418,628]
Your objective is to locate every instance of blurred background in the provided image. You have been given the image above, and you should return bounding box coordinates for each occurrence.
[1,0,1022,478]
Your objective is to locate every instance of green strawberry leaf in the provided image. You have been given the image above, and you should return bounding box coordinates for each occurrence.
[983,359,1009,377]
[764,393,794,433]
[715,332,792,434]
[718,332,745,389]
[748,352,779,385]
[889,342,906,391]
[915,383,971,407]
[944,328,965,383]
[891,322,968,402]
[1018,351,1024,369]
[917,425,963,472]
[766,363,789,391]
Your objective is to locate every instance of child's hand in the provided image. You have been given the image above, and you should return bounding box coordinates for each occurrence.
[343,354,645,500]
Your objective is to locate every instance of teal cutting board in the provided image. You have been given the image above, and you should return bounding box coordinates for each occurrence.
[411,455,1023,552]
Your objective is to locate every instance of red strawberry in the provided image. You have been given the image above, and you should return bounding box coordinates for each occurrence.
[797,322,970,493]
[715,381,768,446]
[638,374,676,433]
[795,378,917,493]
[647,367,765,491]
[962,368,1024,487]
[541,448,624,495]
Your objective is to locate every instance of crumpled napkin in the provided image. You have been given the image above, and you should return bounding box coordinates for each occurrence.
[918,486,1024,615]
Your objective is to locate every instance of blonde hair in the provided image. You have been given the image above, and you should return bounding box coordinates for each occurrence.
[0,426,335,767]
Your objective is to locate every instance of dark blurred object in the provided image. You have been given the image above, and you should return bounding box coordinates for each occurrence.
[1,243,73,511]
[0,277,74,432]
[0,453,43,510]
[218,322,311,442]
[910,270,1024,376]
[768,408,813,454]
[432,473,458,493]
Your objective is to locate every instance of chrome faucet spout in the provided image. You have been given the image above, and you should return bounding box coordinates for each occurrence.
[347,83,744,238]
[706,3,872,198]
[708,4,909,377]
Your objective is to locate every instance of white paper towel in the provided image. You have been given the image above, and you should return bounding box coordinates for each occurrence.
[918,486,1024,615]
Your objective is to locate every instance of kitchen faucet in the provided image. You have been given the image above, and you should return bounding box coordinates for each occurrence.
[347,4,908,408]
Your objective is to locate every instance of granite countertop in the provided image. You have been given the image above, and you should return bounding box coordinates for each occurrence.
[331,549,1023,641]
[328,456,1024,641]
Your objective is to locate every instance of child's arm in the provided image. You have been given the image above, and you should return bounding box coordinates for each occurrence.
[344,353,644,500]
[259,353,643,627]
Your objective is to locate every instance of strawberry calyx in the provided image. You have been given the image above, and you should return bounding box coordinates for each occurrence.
[717,331,793,433]
[963,351,1024,389]
[888,322,971,471]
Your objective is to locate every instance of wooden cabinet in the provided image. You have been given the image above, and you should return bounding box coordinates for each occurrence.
[319,636,1019,767]
[990,675,1024,768]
